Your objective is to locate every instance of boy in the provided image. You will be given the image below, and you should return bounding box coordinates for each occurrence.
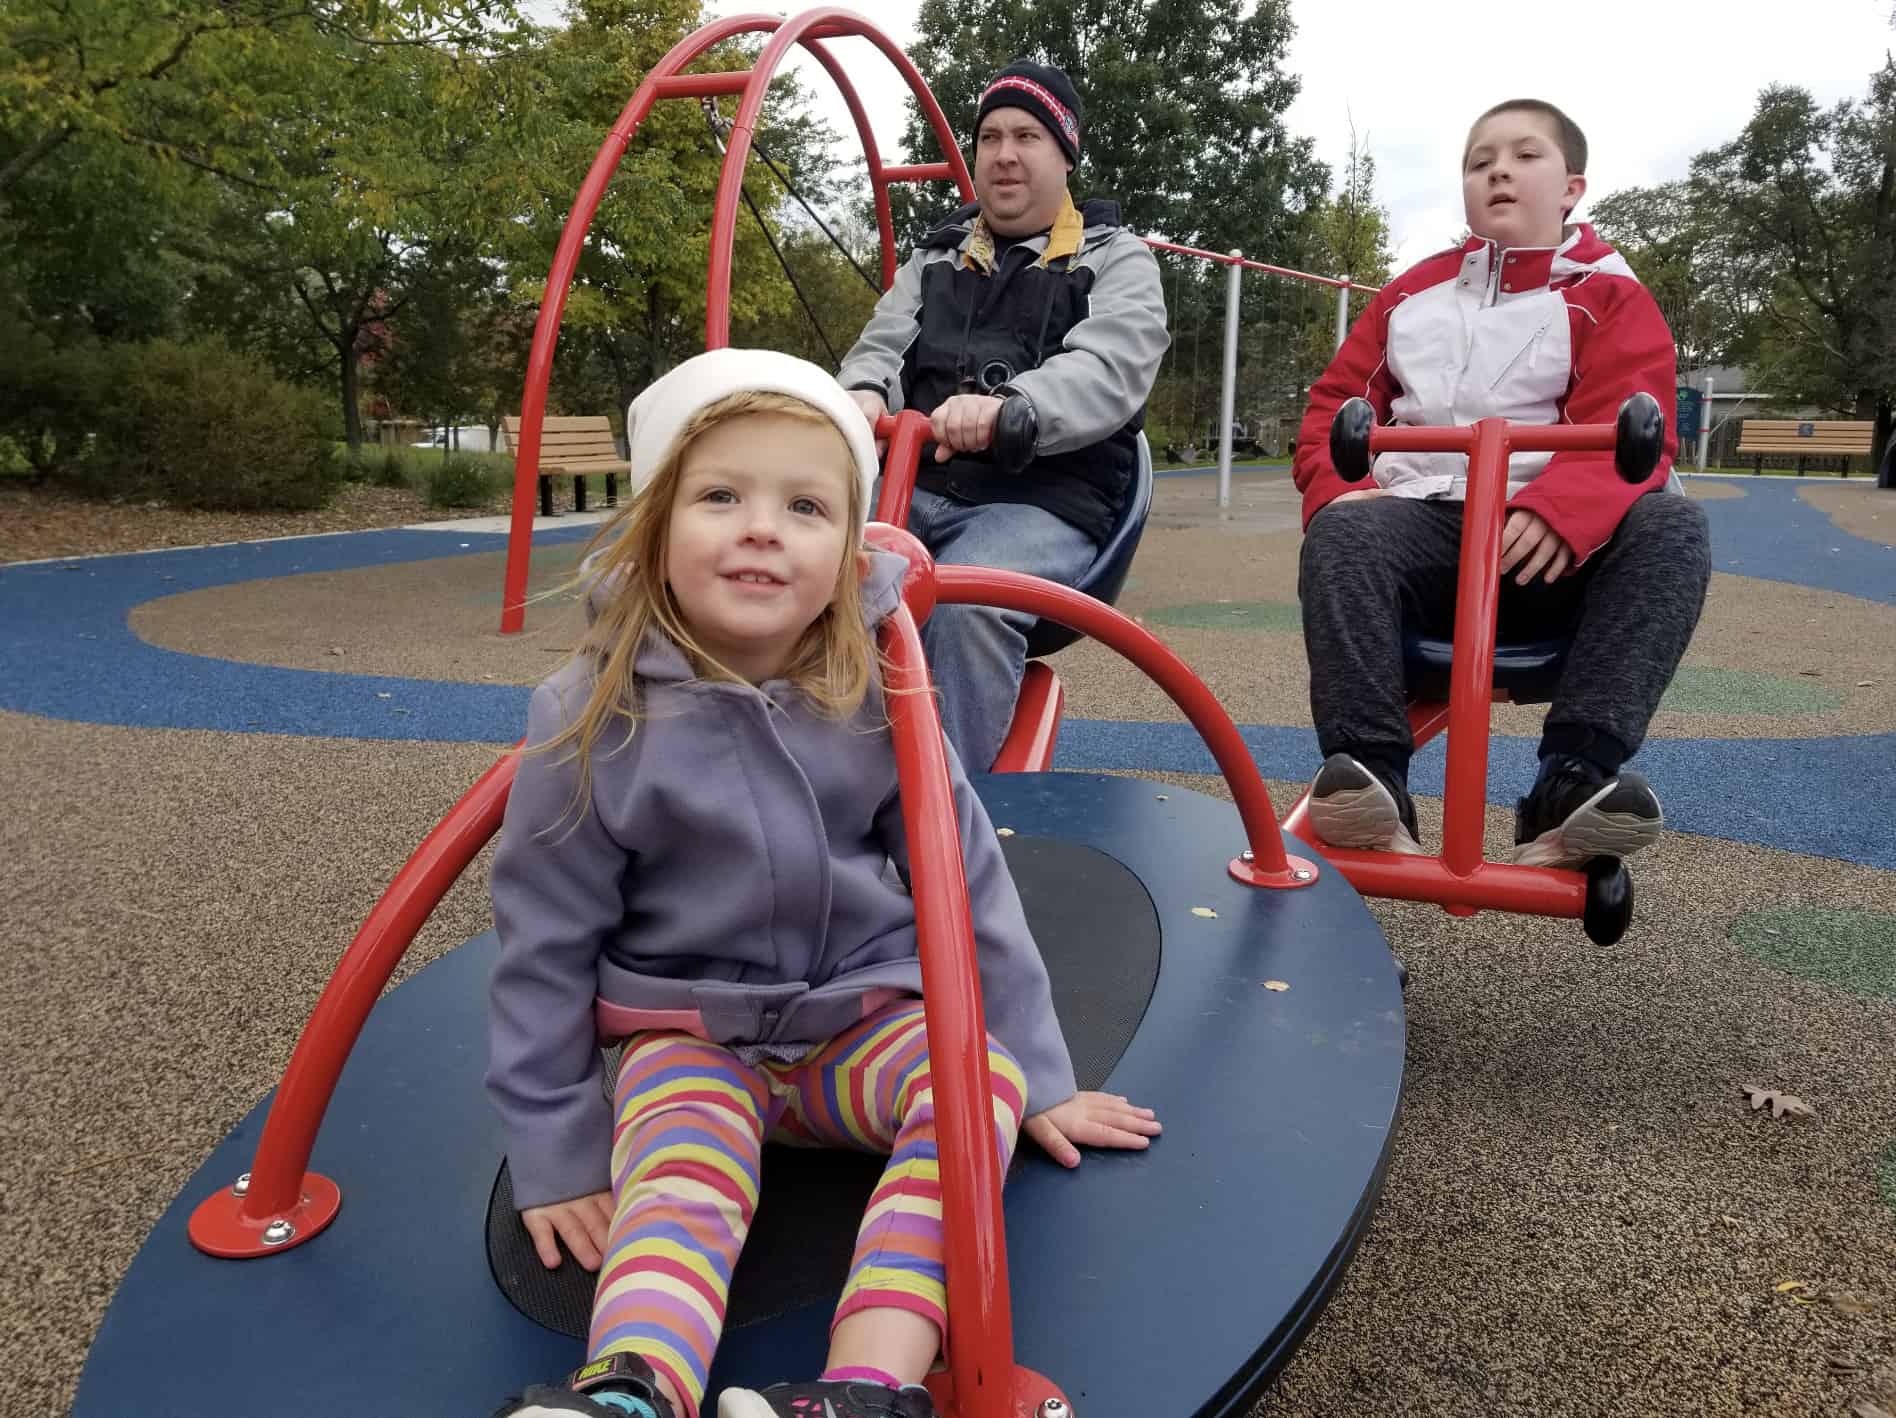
[1291,99,1711,868]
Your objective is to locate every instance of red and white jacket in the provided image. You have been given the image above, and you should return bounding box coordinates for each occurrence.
[1293,223,1678,563]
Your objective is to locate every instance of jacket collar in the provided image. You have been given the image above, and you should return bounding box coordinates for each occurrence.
[1457,222,1618,295]
[959,190,1085,273]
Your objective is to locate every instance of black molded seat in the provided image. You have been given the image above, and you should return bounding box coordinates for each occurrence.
[1403,633,1573,706]
[1023,433,1153,658]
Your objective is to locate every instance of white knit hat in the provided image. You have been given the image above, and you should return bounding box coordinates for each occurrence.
[625,348,880,534]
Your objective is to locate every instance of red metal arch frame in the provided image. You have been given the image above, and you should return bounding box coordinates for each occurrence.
[498,8,974,635]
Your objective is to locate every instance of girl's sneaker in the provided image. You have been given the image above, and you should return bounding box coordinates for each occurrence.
[718,1380,937,1418]
[493,1354,676,1418]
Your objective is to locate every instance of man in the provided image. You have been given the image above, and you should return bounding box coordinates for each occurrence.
[837,59,1169,771]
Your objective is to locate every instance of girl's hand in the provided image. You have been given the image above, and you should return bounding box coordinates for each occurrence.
[1328,487,1389,504]
[1499,508,1575,584]
[521,1190,614,1271]
[1024,1092,1161,1168]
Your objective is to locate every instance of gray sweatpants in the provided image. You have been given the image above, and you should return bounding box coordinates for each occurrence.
[1297,491,1712,778]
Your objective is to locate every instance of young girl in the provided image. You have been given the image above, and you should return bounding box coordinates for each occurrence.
[488,349,1160,1418]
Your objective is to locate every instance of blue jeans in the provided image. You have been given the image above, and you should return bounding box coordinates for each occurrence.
[901,488,1099,771]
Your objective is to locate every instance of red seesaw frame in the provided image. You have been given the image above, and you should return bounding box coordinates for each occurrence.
[1280,414,1640,926]
[498,8,974,636]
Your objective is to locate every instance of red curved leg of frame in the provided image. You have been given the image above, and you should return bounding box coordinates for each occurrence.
[188,750,520,1257]
[990,662,1064,773]
[499,12,973,634]
[879,602,1026,1418]
[932,566,1315,890]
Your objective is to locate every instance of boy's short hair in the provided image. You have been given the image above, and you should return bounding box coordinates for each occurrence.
[1464,99,1588,175]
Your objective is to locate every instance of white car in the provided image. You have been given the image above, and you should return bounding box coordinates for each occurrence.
[410,425,497,453]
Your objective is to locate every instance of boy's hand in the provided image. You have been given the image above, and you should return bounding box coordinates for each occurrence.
[521,1190,614,1271]
[1499,509,1574,584]
[1328,487,1389,505]
[1024,1091,1161,1168]
[930,394,1003,460]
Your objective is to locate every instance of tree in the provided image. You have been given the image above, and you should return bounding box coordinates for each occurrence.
[1688,62,1896,476]
[0,0,514,202]
[892,0,1327,259]
[1589,180,1766,373]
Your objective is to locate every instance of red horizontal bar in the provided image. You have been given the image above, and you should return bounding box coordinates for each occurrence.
[1142,237,1376,293]
[653,71,754,98]
[1368,423,1620,456]
[1316,851,1588,916]
[881,162,956,183]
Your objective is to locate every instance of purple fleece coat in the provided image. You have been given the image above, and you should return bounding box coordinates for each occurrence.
[486,550,1078,1208]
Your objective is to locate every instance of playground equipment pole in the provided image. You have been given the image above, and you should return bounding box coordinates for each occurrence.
[1335,284,1349,351]
[1697,373,1713,472]
[1216,251,1242,510]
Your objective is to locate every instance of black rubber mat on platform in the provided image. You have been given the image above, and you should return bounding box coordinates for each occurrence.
[486,835,1160,1338]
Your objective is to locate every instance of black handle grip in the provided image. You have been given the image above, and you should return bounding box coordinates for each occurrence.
[1614,392,1665,484]
[1329,397,1375,483]
[990,394,1039,475]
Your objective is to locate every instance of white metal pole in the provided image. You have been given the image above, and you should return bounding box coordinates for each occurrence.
[1334,282,1350,350]
[1697,374,1713,472]
[1217,251,1243,511]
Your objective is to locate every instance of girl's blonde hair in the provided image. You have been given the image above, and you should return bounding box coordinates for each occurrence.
[534,390,877,813]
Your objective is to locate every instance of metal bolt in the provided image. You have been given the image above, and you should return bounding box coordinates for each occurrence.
[231,1172,251,1198]
[1294,869,1312,881]
[1038,1402,1070,1418]
[261,1219,296,1247]
[1241,849,1254,862]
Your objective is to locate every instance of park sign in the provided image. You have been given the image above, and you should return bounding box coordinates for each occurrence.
[1675,386,1702,444]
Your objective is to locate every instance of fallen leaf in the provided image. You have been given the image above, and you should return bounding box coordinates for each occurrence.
[1828,1292,1878,1317]
[995,827,1015,837]
[1850,1402,1895,1418]
[1719,1214,1743,1226]
[1154,794,1168,801]
[375,691,392,699]
[1191,906,1218,919]
[1263,980,1290,992]
[1858,680,1876,687]
[1775,1280,1810,1293]
[1741,1084,1815,1120]
[327,646,345,656]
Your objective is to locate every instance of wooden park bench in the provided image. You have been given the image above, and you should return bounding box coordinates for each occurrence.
[500,415,624,515]
[1733,419,1873,476]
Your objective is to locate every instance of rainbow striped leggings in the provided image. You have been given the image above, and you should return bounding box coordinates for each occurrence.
[588,1000,1026,1418]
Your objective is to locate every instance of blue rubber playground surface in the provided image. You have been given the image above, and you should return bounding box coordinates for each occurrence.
[4,476,1891,869]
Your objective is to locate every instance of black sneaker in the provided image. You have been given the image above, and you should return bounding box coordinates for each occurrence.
[493,1354,676,1418]
[1307,753,1425,854]
[718,1380,937,1418]
[1511,754,1663,869]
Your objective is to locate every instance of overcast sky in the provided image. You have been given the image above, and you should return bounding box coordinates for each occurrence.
[530,0,1894,272]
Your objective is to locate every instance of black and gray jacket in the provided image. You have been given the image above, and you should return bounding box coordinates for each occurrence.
[836,198,1169,544]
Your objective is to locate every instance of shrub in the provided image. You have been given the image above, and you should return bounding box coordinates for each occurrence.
[423,452,494,508]
[82,338,342,511]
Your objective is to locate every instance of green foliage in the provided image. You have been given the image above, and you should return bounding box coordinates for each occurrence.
[368,444,413,489]
[0,317,109,479]
[81,338,343,510]
[894,0,1328,256]
[1594,59,1896,470]
[422,451,495,508]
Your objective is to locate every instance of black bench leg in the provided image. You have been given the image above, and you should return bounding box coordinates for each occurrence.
[574,475,588,514]
[1796,457,1805,476]
[606,474,618,507]
[539,474,554,517]
[1753,454,1762,475]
